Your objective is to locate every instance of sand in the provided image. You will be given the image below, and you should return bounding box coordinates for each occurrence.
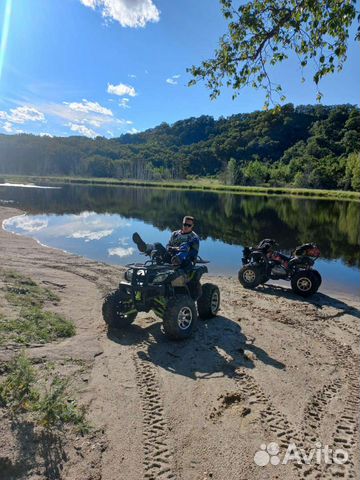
[0,206,359,480]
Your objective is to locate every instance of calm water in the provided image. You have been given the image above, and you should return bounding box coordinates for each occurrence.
[1,183,359,295]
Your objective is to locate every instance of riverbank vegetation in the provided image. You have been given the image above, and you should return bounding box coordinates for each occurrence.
[0,104,359,192]
[0,352,89,432]
[0,270,86,432]
[0,269,75,345]
[1,174,359,201]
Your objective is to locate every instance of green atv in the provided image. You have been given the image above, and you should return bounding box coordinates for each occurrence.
[102,244,220,340]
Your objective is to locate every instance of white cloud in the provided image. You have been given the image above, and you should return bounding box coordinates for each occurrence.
[38,101,130,132]
[2,100,131,137]
[65,99,113,116]
[86,119,102,128]
[0,106,45,133]
[31,211,131,239]
[108,246,135,257]
[2,122,14,133]
[107,82,137,97]
[1,122,24,134]
[80,0,160,28]
[80,0,96,6]
[67,123,98,138]
[5,215,48,232]
[39,132,54,137]
[127,127,139,134]
[119,98,130,109]
[128,74,136,78]
[166,74,181,85]
[68,229,113,241]
[0,105,45,124]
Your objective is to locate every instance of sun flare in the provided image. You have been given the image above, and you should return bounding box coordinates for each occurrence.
[0,0,13,82]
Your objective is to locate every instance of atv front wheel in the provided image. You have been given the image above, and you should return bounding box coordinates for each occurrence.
[163,295,197,340]
[238,265,263,289]
[291,271,318,297]
[197,283,220,319]
[102,287,137,328]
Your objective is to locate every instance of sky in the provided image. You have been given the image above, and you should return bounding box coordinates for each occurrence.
[0,0,359,139]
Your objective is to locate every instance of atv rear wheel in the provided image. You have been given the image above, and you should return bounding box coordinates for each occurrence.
[102,287,137,328]
[238,265,263,289]
[291,271,318,297]
[312,270,322,289]
[197,283,220,319]
[163,295,197,340]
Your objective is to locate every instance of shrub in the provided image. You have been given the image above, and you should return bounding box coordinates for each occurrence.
[0,308,75,345]
[34,376,89,433]
[0,353,89,433]
[0,352,38,412]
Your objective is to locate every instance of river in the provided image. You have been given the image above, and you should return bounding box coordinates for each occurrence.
[1,183,359,295]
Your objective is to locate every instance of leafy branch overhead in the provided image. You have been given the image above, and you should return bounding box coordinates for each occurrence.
[188,0,359,106]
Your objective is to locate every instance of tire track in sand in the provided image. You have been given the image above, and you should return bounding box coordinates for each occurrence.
[239,293,359,479]
[280,311,360,480]
[133,344,177,480]
[234,370,303,448]
[255,299,359,479]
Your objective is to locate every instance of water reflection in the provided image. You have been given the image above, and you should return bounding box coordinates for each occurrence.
[1,184,359,294]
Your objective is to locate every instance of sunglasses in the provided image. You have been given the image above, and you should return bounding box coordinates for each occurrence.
[183,223,193,228]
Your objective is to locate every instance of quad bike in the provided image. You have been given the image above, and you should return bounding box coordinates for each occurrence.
[238,239,322,297]
[102,239,220,340]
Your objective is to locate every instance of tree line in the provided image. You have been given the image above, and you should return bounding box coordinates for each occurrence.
[0,103,359,191]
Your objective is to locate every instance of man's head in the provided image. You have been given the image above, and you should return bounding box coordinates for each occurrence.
[182,215,194,233]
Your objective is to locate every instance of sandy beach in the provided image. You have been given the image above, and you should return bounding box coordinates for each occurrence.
[0,205,359,480]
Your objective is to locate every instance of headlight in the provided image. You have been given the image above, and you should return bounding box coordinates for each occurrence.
[152,272,170,284]
[124,269,133,282]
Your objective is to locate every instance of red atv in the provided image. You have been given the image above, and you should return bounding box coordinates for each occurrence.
[238,239,322,297]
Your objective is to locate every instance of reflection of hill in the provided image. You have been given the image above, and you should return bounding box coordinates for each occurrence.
[1,185,359,267]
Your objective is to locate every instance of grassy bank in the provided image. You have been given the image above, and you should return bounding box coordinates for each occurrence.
[0,269,75,345]
[1,174,360,201]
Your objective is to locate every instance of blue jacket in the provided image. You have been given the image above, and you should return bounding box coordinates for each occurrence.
[167,230,200,265]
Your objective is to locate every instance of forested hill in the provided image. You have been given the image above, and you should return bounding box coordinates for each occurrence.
[0,103,359,191]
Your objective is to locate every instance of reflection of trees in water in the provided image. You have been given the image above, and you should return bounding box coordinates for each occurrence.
[2,185,359,267]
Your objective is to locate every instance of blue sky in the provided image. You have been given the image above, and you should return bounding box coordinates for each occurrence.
[0,0,359,138]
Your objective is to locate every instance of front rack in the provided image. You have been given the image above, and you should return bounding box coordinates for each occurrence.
[125,254,209,269]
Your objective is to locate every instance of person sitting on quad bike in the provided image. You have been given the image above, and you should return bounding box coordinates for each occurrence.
[102,215,220,340]
[133,215,200,270]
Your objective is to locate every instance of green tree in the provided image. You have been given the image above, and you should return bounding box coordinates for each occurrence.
[225,157,240,184]
[189,0,359,106]
[87,155,115,177]
[269,162,291,185]
[243,159,270,184]
[344,152,360,191]
[341,109,360,153]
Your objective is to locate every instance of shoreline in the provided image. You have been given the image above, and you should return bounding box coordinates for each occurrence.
[1,174,360,202]
[0,204,359,480]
